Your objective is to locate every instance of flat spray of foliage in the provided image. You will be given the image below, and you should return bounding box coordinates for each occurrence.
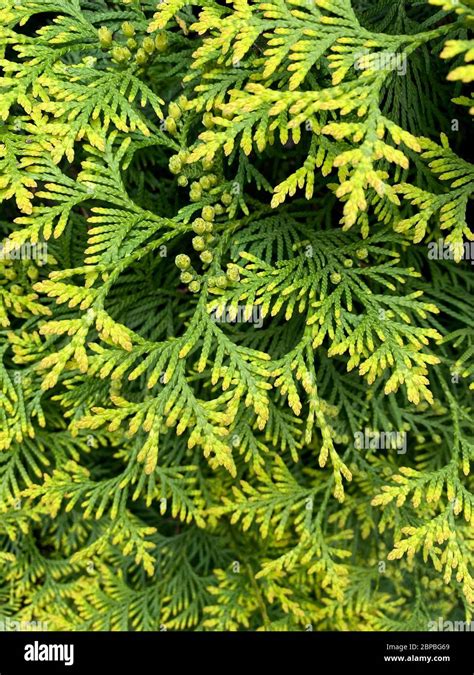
[0,0,473,631]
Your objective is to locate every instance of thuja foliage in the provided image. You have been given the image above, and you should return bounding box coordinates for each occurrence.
[0,0,472,631]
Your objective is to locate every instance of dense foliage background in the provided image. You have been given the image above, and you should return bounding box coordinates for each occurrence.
[0,0,472,630]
